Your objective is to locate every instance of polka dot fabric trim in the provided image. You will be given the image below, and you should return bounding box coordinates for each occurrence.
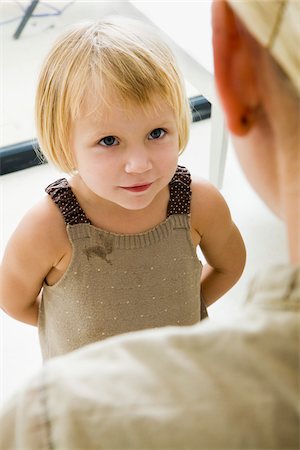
[45,178,91,225]
[167,165,191,217]
[45,165,192,225]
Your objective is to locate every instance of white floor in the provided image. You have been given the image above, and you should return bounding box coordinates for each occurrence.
[0,1,287,405]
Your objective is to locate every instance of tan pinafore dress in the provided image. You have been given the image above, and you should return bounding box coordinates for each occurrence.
[38,166,207,360]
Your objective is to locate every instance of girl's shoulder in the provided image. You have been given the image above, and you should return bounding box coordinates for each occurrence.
[190,177,232,238]
[10,195,68,260]
[190,177,227,213]
[22,194,66,235]
[1,194,70,290]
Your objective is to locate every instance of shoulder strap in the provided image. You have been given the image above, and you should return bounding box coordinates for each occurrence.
[167,165,192,217]
[45,178,91,225]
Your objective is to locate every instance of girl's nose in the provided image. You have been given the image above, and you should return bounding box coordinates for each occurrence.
[124,147,152,174]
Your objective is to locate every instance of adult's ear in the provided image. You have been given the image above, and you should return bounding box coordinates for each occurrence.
[212,0,260,136]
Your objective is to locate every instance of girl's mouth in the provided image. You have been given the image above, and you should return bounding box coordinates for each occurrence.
[121,183,152,193]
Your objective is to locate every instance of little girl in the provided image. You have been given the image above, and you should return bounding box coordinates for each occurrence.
[0,17,246,360]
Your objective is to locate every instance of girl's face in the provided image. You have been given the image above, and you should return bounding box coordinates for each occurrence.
[70,91,179,211]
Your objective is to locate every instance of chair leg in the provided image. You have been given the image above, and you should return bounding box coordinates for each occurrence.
[13,0,39,39]
[209,101,228,189]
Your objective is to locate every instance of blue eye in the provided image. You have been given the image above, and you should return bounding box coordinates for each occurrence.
[99,136,118,147]
[148,128,166,140]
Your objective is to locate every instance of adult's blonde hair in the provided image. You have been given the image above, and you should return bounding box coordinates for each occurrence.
[228,0,300,94]
[35,16,191,173]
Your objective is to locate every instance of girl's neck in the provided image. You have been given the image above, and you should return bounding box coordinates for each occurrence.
[70,174,170,234]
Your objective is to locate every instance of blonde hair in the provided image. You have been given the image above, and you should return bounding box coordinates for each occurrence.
[35,17,191,173]
[228,0,300,94]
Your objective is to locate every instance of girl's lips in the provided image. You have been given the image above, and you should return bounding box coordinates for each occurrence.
[121,183,152,193]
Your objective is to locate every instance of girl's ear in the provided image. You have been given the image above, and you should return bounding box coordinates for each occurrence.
[212,0,260,136]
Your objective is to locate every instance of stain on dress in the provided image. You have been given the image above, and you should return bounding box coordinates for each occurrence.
[84,236,113,265]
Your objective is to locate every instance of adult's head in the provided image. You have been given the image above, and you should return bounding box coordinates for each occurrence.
[212,0,300,263]
[35,16,191,173]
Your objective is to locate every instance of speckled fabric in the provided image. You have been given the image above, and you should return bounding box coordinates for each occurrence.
[45,165,191,224]
[45,178,90,225]
[167,165,191,216]
[39,165,206,360]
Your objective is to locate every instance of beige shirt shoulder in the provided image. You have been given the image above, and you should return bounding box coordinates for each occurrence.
[1,264,299,450]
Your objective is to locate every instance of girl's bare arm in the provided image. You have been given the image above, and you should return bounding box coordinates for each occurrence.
[191,180,246,307]
[0,197,67,325]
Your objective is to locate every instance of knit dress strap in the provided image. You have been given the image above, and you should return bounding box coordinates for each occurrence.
[167,165,192,217]
[45,178,91,225]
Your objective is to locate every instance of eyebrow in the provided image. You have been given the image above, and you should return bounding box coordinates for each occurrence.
[85,116,175,132]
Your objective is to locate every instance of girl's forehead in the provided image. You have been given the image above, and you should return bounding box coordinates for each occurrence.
[80,87,174,122]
